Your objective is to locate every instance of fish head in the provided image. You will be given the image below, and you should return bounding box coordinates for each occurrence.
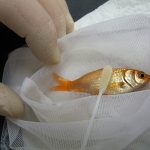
[124,69,150,89]
[134,70,150,84]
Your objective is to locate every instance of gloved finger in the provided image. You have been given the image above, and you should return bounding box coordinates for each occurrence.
[38,0,66,38]
[57,0,74,33]
[0,83,24,118]
[0,0,59,65]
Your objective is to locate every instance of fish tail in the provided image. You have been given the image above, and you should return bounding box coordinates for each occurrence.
[49,73,72,91]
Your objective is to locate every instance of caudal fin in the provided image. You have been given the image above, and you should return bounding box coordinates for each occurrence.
[49,73,72,91]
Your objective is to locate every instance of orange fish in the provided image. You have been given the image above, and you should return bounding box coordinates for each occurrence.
[49,68,150,95]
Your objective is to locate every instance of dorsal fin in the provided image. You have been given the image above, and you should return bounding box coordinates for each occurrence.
[52,73,70,84]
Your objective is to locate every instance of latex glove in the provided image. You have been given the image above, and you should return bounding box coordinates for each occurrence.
[0,0,74,65]
[0,83,24,118]
[0,0,74,118]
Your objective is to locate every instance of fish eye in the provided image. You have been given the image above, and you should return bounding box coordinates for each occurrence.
[138,72,145,79]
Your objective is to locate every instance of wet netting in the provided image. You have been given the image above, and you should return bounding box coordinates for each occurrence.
[1,15,150,150]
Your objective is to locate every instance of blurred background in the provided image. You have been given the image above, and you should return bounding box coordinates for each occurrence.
[0,0,108,139]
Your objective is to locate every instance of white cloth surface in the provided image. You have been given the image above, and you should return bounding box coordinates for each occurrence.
[1,0,150,150]
[75,0,150,30]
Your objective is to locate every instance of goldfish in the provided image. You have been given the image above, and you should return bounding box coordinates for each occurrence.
[49,68,150,95]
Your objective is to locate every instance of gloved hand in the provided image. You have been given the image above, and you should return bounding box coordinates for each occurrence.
[0,0,74,118]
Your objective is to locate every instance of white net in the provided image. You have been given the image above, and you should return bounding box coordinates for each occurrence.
[1,14,150,150]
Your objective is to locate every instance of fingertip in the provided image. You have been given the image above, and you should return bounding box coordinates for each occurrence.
[25,19,62,66]
[0,83,24,118]
[57,0,74,34]
[45,46,60,65]
[66,14,74,34]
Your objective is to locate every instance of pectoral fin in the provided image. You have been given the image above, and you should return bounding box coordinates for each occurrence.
[109,82,125,88]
